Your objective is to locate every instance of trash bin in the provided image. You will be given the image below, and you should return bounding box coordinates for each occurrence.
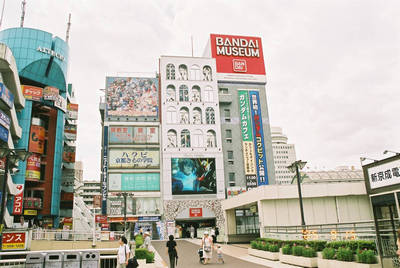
[45,252,63,268]
[25,252,46,268]
[63,252,81,268]
[81,251,100,268]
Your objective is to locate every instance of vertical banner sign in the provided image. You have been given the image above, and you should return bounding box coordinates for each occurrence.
[13,184,24,215]
[101,126,109,215]
[29,125,45,154]
[249,91,269,185]
[26,154,41,180]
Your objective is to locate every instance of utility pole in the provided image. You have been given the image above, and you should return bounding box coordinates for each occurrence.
[20,0,26,28]
[66,13,71,43]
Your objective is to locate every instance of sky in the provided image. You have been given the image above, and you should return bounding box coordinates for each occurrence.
[1,0,399,180]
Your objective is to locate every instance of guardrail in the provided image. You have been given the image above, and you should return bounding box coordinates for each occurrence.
[31,229,126,241]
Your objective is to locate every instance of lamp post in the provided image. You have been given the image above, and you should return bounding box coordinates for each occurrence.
[116,192,134,235]
[0,148,31,251]
[287,160,307,229]
[383,150,400,156]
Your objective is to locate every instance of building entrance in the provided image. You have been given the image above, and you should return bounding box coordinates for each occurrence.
[175,218,215,239]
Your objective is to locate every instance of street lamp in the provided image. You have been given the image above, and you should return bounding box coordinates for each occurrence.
[116,192,134,234]
[383,150,400,156]
[287,160,307,228]
[360,157,378,166]
[0,147,31,250]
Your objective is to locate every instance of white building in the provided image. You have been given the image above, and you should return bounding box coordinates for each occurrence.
[159,56,225,238]
[271,127,297,184]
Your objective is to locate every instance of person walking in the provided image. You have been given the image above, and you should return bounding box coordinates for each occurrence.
[117,236,131,268]
[201,231,213,265]
[211,228,216,244]
[142,231,152,251]
[190,225,195,239]
[166,235,178,268]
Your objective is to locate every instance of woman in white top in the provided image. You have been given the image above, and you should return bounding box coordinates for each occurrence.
[201,231,213,265]
[117,236,130,268]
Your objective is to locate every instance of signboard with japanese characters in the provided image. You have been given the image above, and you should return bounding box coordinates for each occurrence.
[0,109,10,129]
[109,149,159,169]
[367,159,400,190]
[67,103,78,120]
[22,85,43,101]
[12,184,24,215]
[189,208,202,217]
[109,126,159,144]
[1,231,28,250]
[43,86,59,101]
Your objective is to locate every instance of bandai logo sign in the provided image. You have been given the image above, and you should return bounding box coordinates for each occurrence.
[233,59,247,72]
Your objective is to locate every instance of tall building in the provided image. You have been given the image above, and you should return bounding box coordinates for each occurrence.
[271,127,297,184]
[76,180,101,213]
[159,56,225,238]
[0,27,78,228]
[203,34,276,191]
[99,76,162,238]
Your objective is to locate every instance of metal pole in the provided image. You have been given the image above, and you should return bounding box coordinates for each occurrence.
[0,155,9,251]
[123,193,127,234]
[295,164,306,227]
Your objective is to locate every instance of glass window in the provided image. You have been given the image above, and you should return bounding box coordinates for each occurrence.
[178,64,188,80]
[206,130,216,148]
[227,151,234,159]
[190,65,201,80]
[166,107,177,124]
[191,86,201,102]
[224,109,231,122]
[204,86,213,102]
[203,65,212,81]
[219,88,228,94]
[179,107,189,124]
[181,129,190,147]
[235,209,259,234]
[192,107,202,124]
[192,129,203,148]
[167,130,177,147]
[166,64,175,80]
[166,85,176,102]
[205,108,215,124]
[179,85,189,102]
[229,172,235,181]
[226,129,232,138]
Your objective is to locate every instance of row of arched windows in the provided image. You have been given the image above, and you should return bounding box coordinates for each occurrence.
[166,63,213,81]
[166,107,215,125]
[167,129,216,148]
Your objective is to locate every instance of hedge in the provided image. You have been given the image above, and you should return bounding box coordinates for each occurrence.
[135,248,155,263]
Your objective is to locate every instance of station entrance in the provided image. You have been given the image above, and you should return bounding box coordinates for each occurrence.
[175,218,216,238]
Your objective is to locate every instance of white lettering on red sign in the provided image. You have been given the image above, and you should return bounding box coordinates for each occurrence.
[215,37,260,57]
[233,59,247,72]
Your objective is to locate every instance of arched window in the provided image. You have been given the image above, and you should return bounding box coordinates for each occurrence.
[181,129,190,147]
[166,85,176,102]
[166,107,177,124]
[192,129,203,148]
[166,64,175,80]
[190,65,201,80]
[192,107,202,124]
[204,86,213,102]
[206,130,216,147]
[179,107,189,124]
[191,85,201,102]
[205,107,215,124]
[167,130,177,147]
[179,85,189,102]
[203,65,212,81]
[178,64,188,80]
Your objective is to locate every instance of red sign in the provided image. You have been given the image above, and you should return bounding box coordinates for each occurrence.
[22,85,43,101]
[12,184,24,215]
[189,208,202,217]
[95,215,108,224]
[29,125,45,154]
[26,153,41,180]
[108,217,137,223]
[2,232,27,250]
[62,217,73,223]
[210,34,266,75]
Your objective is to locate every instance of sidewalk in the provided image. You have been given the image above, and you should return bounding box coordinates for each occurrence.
[185,238,301,268]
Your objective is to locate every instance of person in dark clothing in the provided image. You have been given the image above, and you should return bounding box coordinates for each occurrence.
[166,235,178,268]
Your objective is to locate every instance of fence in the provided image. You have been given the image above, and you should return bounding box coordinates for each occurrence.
[31,229,126,241]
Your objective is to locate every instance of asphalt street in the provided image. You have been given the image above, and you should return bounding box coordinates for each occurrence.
[152,240,268,268]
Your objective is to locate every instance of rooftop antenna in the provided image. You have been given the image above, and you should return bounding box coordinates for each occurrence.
[0,0,6,30]
[20,0,26,27]
[191,35,194,57]
[66,13,71,43]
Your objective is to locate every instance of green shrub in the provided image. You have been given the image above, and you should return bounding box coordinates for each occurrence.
[357,250,377,264]
[292,245,304,256]
[322,247,336,260]
[326,241,348,250]
[250,241,258,249]
[336,247,353,262]
[357,240,377,252]
[135,248,155,263]
[306,240,327,252]
[282,245,291,255]
[261,243,270,251]
[269,244,279,253]
[303,247,316,258]
[135,235,144,248]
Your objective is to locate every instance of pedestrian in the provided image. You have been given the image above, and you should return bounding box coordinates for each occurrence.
[142,231,152,251]
[211,228,216,244]
[216,245,224,264]
[117,236,131,268]
[190,225,195,239]
[397,229,400,258]
[201,231,213,265]
[166,235,178,268]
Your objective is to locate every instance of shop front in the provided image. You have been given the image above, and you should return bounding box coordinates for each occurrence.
[363,154,400,268]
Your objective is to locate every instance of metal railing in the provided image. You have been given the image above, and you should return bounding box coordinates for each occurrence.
[31,229,125,241]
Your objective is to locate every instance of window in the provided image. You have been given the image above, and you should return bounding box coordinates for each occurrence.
[205,107,215,124]
[190,65,201,80]
[227,150,234,164]
[192,107,202,124]
[229,172,235,187]
[166,107,177,124]
[166,64,175,80]
[224,109,231,122]
[179,107,189,124]
[167,130,177,147]
[203,65,212,81]
[235,209,259,234]
[192,129,203,148]
[191,86,201,102]
[178,64,188,80]
[225,129,232,143]
[181,129,190,147]
[166,85,176,102]
[204,86,213,102]
[179,85,189,102]
[206,130,216,148]
[219,88,228,94]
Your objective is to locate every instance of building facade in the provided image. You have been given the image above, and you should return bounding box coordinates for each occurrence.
[271,127,297,184]
[0,27,78,228]
[159,56,225,238]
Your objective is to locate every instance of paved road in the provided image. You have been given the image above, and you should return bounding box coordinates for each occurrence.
[153,240,267,268]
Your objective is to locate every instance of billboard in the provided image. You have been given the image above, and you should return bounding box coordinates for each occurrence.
[67,103,78,120]
[249,91,268,185]
[12,184,24,215]
[109,126,159,144]
[101,126,109,215]
[63,146,76,163]
[54,95,67,112]
[106,77,158,118]
[0,83,14,108]
[209,34,266,82]
[367,159,400,190]
[64,125,77,140]
[109,173,160,191]
[0,125,8,143]
[26,153,41,180]
[109,149,159,169]
[171,158,216,195]
[22,85,43,101]
[43,86,59,101]
[29,125,45,154]
[0,109,10,129]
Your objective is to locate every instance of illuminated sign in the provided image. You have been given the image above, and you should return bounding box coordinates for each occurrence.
[12,184,24,215]
[189,208,202,217]
[2,231,27,250]
[37,47,65,61]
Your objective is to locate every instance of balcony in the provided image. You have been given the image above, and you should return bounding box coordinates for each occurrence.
[218,93,232,104]
[23,197,42,210]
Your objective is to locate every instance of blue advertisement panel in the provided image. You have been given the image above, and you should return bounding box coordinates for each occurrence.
[121,173,160,191]
[0,109,10,129]
[0,125,9,142]
[0,83,14,108]
[101,126,108,215]
[249,91,269,185]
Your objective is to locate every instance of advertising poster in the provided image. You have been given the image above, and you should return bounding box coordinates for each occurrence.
[63,146,76,163]
[54,95,67,112]
[109,126,159,144]
[22,85,42,101]
[26,154,41,180]
[67,103,79,120]
[0,83,14,108]
[12,184,24,215]
[93,195,102,208]
[171,158,216,195]
[249,91,269,185]
[0,109,10,129]
[108,173,160,191]
[109,149,159,169]
[43,86,59,101]
[1,231,28,250]
[106,77,158,118]
[101,126,109,215]
[109,126,134,144]
[29,125,45,154]
[0,125,8,143]
[64,125,77,140]
[133,127,147,143]
[146,127,159,143]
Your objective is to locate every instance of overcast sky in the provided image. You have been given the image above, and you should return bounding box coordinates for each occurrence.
[2,1,399,180]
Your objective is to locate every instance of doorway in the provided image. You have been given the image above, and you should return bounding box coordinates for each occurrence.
[175,218,216,238]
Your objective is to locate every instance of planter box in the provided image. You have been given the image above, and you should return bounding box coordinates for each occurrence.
[279,252,318,267]
[248,248,279,261]
[137,259,147,266]
[317,258,381,268]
